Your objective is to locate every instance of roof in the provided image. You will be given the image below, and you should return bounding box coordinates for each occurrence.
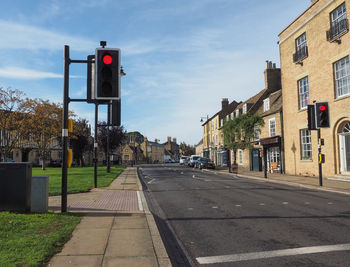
[255,89,282,116]
[202,100,240,126]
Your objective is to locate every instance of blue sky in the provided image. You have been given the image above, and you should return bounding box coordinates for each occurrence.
[0,0,310,145]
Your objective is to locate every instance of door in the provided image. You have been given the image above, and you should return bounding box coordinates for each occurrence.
[251,149,261,171]
[346,135,350,172]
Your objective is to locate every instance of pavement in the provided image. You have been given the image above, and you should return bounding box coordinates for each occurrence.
[205,166,350,195]
[47,167,171,267]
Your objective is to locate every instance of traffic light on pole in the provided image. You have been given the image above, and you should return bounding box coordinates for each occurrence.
[95,48,120,100]
[315,102,330,128]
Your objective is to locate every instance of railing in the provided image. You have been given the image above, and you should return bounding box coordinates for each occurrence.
[293,46,308,63]
[327,18,349,42]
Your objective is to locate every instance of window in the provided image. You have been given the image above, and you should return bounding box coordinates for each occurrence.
[269,118,276,137]
[263,98,270,112]
[294,33,308,62]
[254,125,260,140]
[236,109,240,117]
[238,150,243,165]
[221,119,223,127]
[328,3,348,41]
[300,129,312,160]
[298,76,309,109]
[125,149,128,152]
[243,104,247,114]
[334,56,350,98]
[124,155,129,161]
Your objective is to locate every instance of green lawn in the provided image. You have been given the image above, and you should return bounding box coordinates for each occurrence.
[32,165,126,196]
[0,211,81,266]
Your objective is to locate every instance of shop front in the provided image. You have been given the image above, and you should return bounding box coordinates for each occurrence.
[260,136,283,176]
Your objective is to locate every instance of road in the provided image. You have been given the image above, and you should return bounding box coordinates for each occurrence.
[138,164,350,267]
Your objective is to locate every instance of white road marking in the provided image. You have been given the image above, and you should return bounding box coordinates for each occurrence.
[196,243,350,265]
[136,191,143,211]
[148,179,155,184]
[282,202,288,205]
[235,205,242,207]
[188,208,194,210]
[192,175,196,178]
[259,203,265,206]
[305,202,310,205]
[328,202,333,205]
[212,206,218,209]
[225,186,230,188]
[181,172,184,174]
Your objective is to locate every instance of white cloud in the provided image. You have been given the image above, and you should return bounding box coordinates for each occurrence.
[0,67,82,79]
[0,20,95,52]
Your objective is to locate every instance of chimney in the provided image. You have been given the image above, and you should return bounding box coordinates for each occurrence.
[264,60,281,93]
[167,136,171,143]
[173,138,177,144]
[155,139,158,143]
[221,98,229,110]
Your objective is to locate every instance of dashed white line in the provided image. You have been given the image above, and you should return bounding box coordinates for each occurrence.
[147,179,155,184]
[212,206,218,209]
[282,202,289,205]
[259,203,265,206]
[235,204,242,207]
[305,202,310,205]
[328,202,333,205]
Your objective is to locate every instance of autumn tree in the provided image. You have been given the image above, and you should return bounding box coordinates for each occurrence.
[179,142,195,156]
[97,123,126,162]
[0,87,29,162]
[223,113,264,167]
[25,99,63,170]
[70,118,93,167]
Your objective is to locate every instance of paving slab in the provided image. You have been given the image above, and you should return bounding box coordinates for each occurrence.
[102,256,158,267]
[58,228,110,255]
[48,255,103,267]
[112,214,148,229]
[104,229,156,257]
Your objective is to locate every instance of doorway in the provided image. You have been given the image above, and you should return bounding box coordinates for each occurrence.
[339,122,350,174]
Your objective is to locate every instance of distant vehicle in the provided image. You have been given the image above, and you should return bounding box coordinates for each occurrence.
[1,157,15,163]
[179,156,189,165]
[164,158,173,163]
[188,155,201,167]
[50,158,62,167]
[195,157,215,169]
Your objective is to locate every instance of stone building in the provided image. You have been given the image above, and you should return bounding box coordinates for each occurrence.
[279,0,350,178]
[140,137,165,163]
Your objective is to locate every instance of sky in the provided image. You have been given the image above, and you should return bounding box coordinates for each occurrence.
[0,0,310,145]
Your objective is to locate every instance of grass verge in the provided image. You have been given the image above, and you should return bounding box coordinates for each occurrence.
[32,165,126,196]
[0,211,81,266]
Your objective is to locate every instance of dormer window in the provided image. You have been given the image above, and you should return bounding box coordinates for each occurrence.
[263,98,270,112]
[243,104,247,114]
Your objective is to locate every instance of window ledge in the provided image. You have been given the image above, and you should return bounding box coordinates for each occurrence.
[334,93,350,102]
[300,159,313,162]
[298,107,307,113]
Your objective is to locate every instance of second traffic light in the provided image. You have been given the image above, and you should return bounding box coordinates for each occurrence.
[95,48,120,100]
[315,102,330,128]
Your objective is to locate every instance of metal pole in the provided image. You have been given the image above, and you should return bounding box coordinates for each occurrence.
[107,102,111,173]
[318,129,323,186]
[94,102,98,188]
[61,45,70,213]
[263,147,267,178]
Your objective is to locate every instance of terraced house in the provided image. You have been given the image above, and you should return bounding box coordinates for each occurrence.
[279,0,350,178]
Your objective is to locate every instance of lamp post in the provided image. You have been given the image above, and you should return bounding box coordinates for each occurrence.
[200,115,209,158]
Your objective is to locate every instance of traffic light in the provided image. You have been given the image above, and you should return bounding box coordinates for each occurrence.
[307,105,316,130]
[95,48,120,100]
[109,100,121,126]
[315,102,330,128]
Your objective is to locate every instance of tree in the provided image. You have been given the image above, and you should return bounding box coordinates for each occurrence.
[223,113,264,166]
[25,99,63,170]
[0,87,29,162]
[97,123,126,162]
[70,118,93,167]
[180,142,195,156]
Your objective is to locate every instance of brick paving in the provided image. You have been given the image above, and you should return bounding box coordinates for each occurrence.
[68,190,139,211]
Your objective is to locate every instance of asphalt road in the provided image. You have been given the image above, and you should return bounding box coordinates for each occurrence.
[138,164,350,267]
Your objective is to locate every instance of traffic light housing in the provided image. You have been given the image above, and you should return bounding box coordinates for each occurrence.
[307,105,316,130]
[95,48,120,100]
[315,102,330,128]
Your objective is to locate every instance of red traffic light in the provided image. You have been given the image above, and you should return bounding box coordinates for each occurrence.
[320,105,326,111]
[103,54,113,65]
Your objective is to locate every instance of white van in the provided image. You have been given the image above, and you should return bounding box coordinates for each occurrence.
[189,155,201,167]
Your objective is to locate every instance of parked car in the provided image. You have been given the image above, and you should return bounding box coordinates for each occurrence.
[50,158,62,167]
[188,155,201,167]
[179,156,189,165]
[195,157,215,169]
